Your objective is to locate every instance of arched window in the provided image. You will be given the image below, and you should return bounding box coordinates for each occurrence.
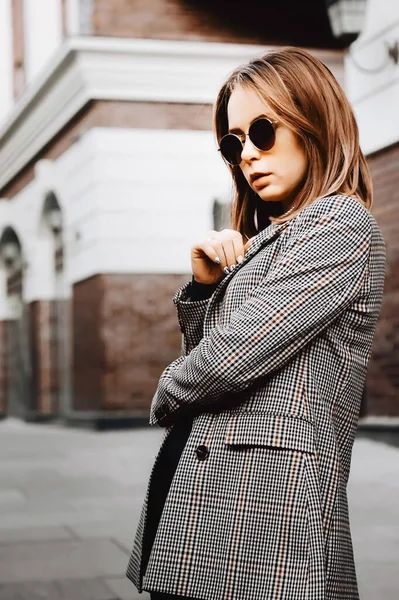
[0,227,23,295]
[41,191,63,271]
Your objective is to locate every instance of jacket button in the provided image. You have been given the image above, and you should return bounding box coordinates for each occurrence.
[195,444,209,461]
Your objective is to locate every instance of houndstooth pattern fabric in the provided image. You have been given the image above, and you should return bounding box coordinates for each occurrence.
[126,195,386,600]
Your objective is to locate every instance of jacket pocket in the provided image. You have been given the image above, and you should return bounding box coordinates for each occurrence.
[225,412,316,454]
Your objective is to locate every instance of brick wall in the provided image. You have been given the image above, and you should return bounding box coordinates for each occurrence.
[72,275,104,411]
[29,300,59,415]
[365,143,399,416]
[0,321,7,415]
[11,0,25,99]
[89,0,339,47]
[72,273,188,412]
[91,0,258,43]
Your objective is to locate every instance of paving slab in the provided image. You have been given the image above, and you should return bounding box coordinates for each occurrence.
[24,479,139,501]
[105,576,150,600]
[357,562,399,600]
[0,578,117,600]
[67,519,141,552]
[0,418,398,598]
[0,490,26,506]
[0,539,128,583]
[0,526,74,545]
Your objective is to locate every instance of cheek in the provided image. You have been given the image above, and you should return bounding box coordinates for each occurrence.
[274,131,307,186]
[287,149,307,185]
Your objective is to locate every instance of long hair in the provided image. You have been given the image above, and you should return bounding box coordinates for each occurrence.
[213,47,373,239]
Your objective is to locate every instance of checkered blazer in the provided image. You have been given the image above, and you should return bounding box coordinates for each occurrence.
[127,195,386,600]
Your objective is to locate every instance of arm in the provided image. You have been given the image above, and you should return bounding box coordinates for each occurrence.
[174,276,219,356]
[151,196,372,426]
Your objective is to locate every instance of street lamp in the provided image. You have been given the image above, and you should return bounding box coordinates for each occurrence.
[326,0,367,41]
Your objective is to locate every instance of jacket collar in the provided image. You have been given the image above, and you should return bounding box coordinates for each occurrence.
[205,220,291,309]
[244,220,291,261]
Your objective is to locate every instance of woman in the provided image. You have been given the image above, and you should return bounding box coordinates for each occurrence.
[126,47,386,600]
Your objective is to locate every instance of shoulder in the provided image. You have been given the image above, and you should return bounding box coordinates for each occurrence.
[297,194,371,229]
[280,195,374,259]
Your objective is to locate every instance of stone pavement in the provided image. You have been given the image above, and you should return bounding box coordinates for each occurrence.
[0,418,398,600]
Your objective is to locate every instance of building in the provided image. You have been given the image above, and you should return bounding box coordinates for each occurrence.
[345,0,399,420]
[0,0,394,427]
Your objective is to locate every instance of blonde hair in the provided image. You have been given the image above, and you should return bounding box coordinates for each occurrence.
[214,47,373,238]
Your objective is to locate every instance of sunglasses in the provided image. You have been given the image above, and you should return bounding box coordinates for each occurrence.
[218,117,277,167]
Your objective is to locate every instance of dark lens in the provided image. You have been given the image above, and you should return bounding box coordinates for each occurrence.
[219,135,243,166]
[249,118,275,151]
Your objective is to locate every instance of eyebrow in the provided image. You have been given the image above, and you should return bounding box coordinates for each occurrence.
[228,113,271,134]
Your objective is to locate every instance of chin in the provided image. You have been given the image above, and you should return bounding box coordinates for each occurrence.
[257,189,285,203]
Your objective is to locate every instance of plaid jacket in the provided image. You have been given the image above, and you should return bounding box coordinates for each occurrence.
[127,195,386,600]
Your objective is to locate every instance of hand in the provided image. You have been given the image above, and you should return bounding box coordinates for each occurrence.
[191,229,255,285]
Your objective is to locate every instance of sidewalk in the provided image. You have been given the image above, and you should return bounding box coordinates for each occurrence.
[0,417,398,600]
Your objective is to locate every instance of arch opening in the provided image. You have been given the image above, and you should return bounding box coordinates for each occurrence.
[0,226,30,418]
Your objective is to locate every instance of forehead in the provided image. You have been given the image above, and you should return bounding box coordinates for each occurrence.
[227,85,274,130]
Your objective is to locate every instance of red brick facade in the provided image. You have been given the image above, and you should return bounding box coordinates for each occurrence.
[29,300,59,415]
[91,0,264,43]
[365,143,399,416]
[0,321,7,415]
[90,0,340,48]
[72,274,188,413]
[11,0,25,99]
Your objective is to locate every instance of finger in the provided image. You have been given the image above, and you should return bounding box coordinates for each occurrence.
[207,238,228,271]
[230,232,245,265]
[221,238,237,272]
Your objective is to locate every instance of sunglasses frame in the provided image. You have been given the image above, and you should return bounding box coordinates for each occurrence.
[218,117,278,167]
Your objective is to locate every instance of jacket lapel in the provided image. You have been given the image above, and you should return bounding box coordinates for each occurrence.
[205,221,291,312]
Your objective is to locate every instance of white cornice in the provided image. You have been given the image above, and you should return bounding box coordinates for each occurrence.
[0,36,344,192]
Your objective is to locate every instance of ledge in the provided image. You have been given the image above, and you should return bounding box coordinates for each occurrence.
[0,36,344,194]
[358,416,399,429]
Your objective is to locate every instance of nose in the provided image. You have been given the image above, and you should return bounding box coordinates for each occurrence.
[240,135,261,163]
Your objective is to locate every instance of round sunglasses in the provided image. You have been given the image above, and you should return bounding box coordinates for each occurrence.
[218,117,277,166]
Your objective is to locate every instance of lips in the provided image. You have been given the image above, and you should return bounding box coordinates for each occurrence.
[249,172,271,185]
[250,172,270,182]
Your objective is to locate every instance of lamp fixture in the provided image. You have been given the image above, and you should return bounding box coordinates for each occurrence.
[326,0,367,40]
[48,208,63,233]
[1,241,20,265]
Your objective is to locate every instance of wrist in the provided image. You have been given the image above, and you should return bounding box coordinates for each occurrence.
[191,275,220,286]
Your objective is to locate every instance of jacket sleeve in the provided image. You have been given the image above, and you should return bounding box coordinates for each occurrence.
[150,196,372,426]
[173,277,219,356]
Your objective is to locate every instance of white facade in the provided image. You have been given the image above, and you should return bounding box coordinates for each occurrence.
[346,0,399,154]
[0,36,344,309]
[23,0,63,84]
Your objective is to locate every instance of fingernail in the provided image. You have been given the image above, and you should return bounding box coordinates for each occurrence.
[237,255,243,264]
[229,264,236,271]
[215,256,221,265]
[223,267,230,275]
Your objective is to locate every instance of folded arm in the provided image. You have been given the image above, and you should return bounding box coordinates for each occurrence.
[151,197,372,426]
[174,276,219,356]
